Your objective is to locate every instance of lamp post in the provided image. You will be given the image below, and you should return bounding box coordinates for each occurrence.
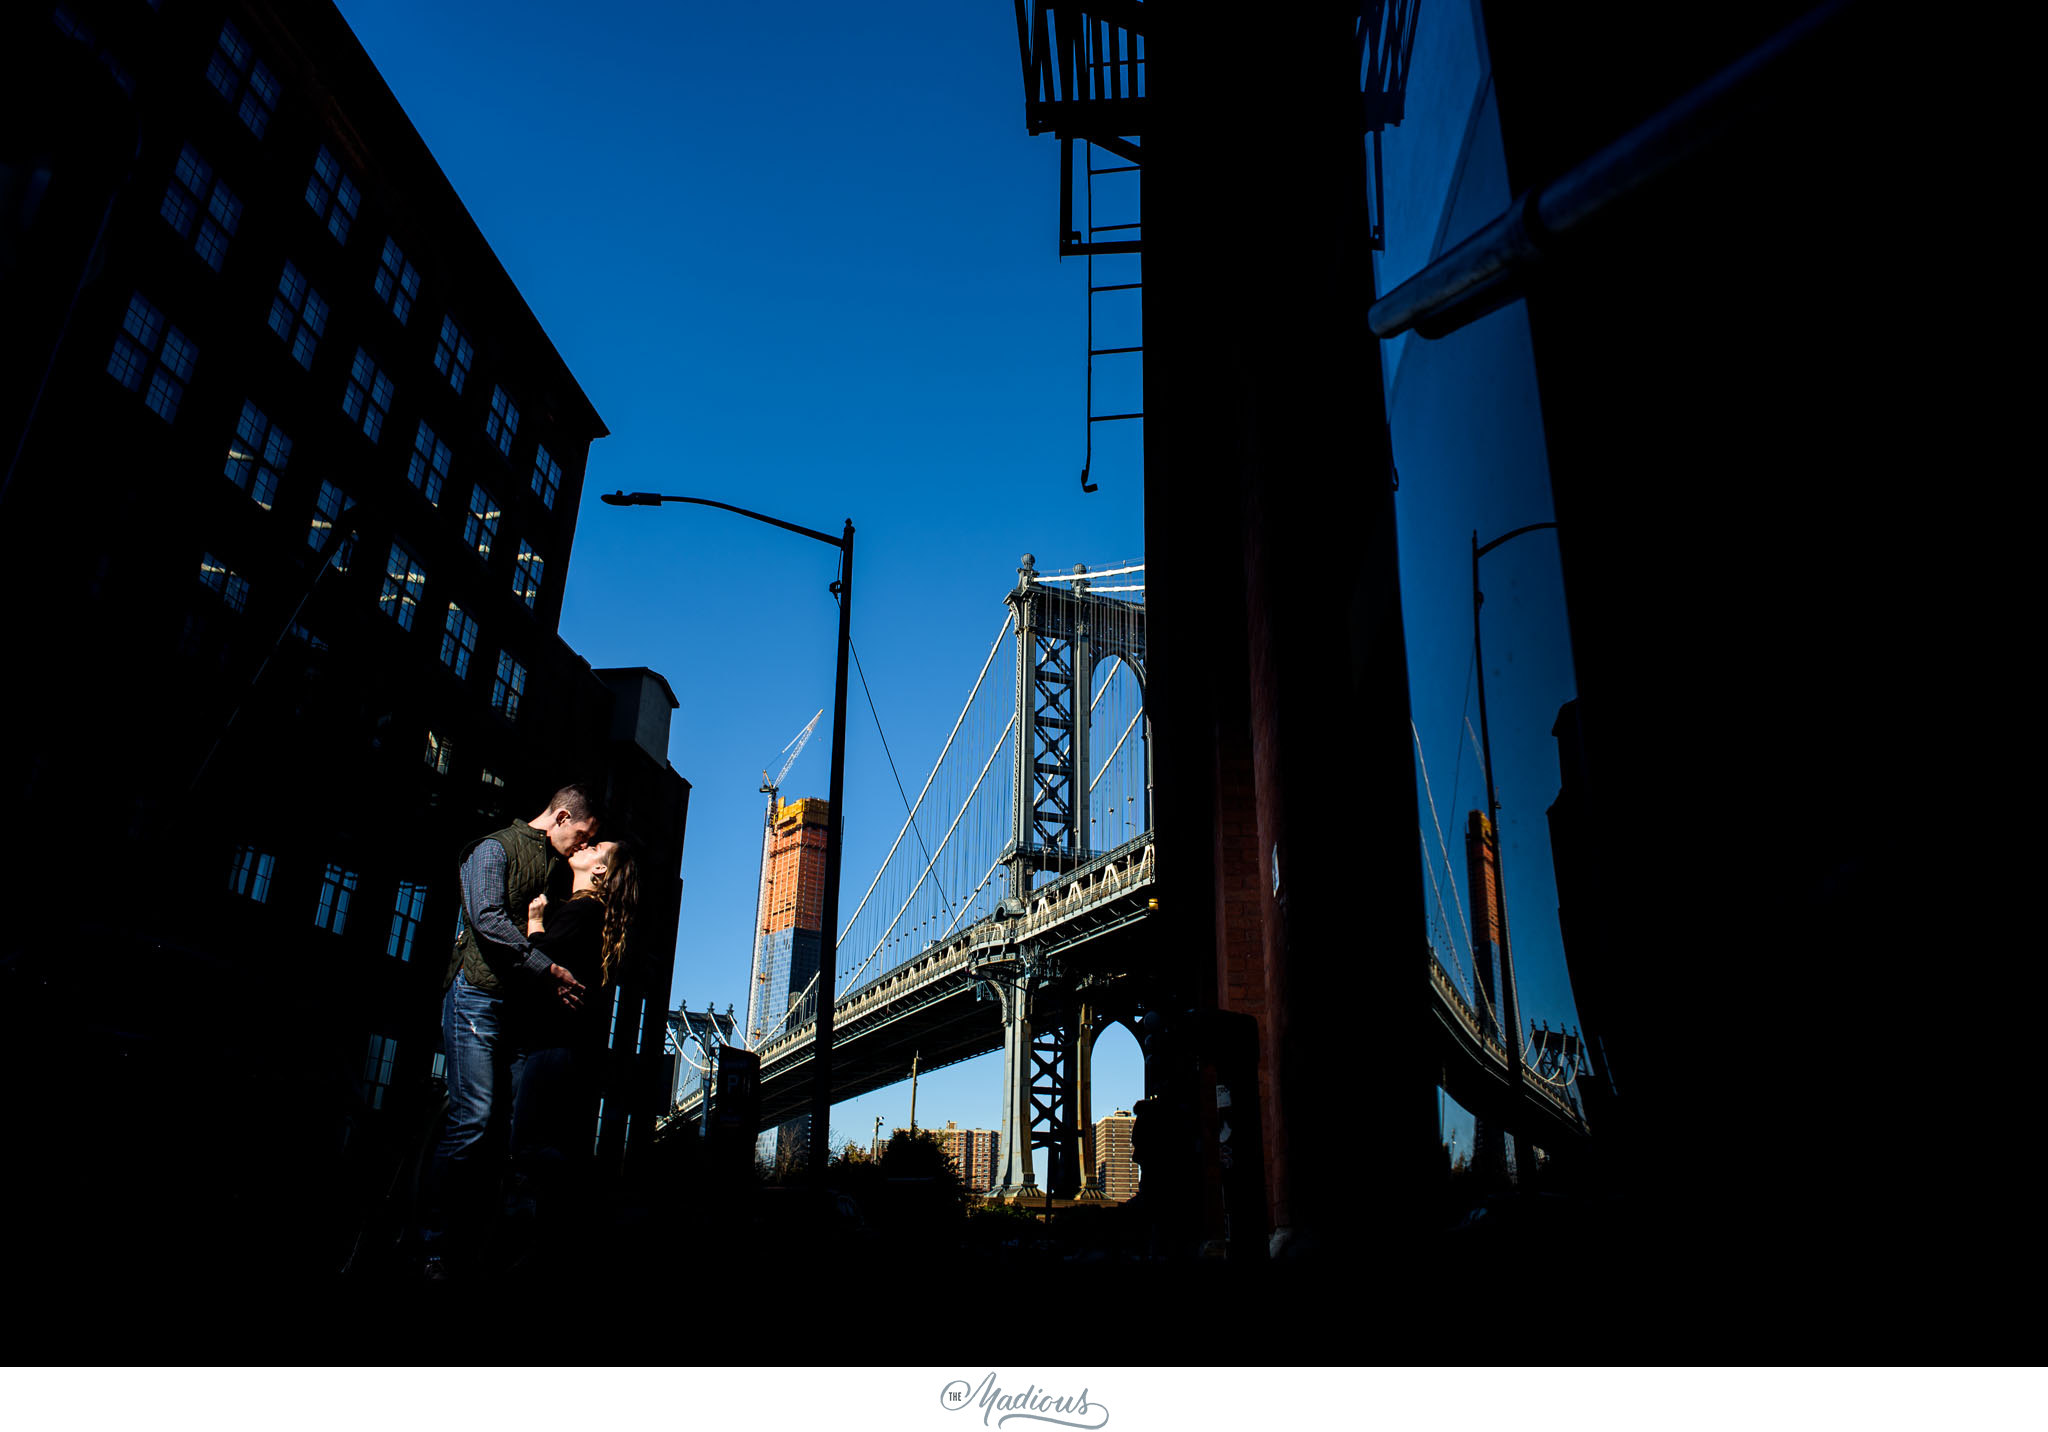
[1470,521,1558,1104]
[602,490,853,1186]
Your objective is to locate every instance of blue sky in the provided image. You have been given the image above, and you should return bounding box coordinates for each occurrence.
[335,1,1586,1156]
[334,0,1147,1139]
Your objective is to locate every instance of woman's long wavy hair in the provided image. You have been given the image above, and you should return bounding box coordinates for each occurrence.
[592,838,641,987]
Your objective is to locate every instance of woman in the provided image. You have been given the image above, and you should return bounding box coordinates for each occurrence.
[506,837,640,1265]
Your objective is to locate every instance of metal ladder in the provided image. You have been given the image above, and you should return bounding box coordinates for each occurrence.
[1078,139,1141,492]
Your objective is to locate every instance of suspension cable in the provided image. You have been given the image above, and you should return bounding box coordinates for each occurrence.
[1413,721,1479,982]
[748,968,820,1051]
[850,634,954,919]
[836,610,1013,941]
[843,712,1016,989]
[1420,831,1475,1004]
[935,858,1005,942]
[1091,654,1122,706]
[1090,706,1144,793]
[1032,563,1146,582]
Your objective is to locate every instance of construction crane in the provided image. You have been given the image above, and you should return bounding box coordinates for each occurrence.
[762,709,823,809]
[746,710,823,1043]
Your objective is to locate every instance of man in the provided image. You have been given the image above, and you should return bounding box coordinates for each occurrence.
[423,783,601,1278]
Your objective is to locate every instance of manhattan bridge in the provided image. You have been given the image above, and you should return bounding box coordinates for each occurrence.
[669,554,1590,1199]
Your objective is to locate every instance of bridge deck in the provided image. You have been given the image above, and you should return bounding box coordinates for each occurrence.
[677,831,1587,1148]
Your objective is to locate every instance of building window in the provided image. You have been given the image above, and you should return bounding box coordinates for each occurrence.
[491,652,527,721]
[431,1052,446,1081]
[463,485,500,561]
[530,445,562,510]
[379,541,426,631]
[267,262,328,369]
[362,1034,398,1110]
[480,769,506,789]
[224,401,289,510]
[106,292,195,422]
[512,543,543,610]
[305,146,360,245]
[486,385,519,457]
[309,480,353,568]
[198,551,249,613]
[373,237,421,322]
[433,316,474,394]
[161,145,242,272]
[439,604,479,678]
[313,863,358,934]
[388,881,428,961]
[205,21,279,138]
[424,729,454,775]
[342,348,394,442]
[406,420,452,505]
[229,844,275,902]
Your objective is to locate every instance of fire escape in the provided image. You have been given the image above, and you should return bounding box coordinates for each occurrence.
[1013,3,1416,489]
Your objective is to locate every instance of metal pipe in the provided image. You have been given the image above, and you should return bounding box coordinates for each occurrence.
[811,518,854,1184]
[1471,521,1556,1173]
[1367,0,1854,341]
[908,1050,920,1136]
[601,492,853,1187]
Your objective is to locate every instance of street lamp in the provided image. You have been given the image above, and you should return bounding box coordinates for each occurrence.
[1470,520,1558,1100]
[602,489,853,1186]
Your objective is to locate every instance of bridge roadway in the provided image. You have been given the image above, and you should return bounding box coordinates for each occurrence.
[681,832,1588,1150]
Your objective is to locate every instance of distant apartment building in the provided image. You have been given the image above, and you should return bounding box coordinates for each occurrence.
[937,1121,997,1194]
[1093,1109,1139,1201]
[0,0,689,1251]
[750,795,831,1173]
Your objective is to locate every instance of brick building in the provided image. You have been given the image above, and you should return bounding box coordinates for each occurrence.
[0,0,688,1282]
[751,795,831,1173]
[1092,1109,1138,1202]
[937,1121,998,1194]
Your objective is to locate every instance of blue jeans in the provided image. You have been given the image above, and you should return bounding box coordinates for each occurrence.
[506,1042,600,1268]
[424,973,510,1260]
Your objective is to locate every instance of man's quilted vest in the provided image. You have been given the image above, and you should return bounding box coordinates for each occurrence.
[444,821,559,995]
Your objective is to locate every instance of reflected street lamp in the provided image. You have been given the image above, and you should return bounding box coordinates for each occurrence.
[603,490,853,1185]
[1470,520,1558,1096]
[192,499,360,793]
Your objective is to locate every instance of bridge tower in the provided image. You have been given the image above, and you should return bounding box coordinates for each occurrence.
[1003,554,1148,900]
[992,556,1147,1200]
[991,965,1118,1202]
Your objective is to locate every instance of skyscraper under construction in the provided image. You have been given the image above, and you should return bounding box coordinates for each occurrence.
[748,794,831,1171]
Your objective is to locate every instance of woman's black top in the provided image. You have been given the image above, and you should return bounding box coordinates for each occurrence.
[521,894,610,1051]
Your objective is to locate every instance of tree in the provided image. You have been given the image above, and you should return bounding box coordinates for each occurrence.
[877,1128,956,1186]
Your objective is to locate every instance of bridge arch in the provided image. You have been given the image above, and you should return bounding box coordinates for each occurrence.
[1079,1015,1144,1199]
[1086,655,1149,856]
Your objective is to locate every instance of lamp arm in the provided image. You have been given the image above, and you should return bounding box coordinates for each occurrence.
[606,491,844,550]
[1474,520,1558,561]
